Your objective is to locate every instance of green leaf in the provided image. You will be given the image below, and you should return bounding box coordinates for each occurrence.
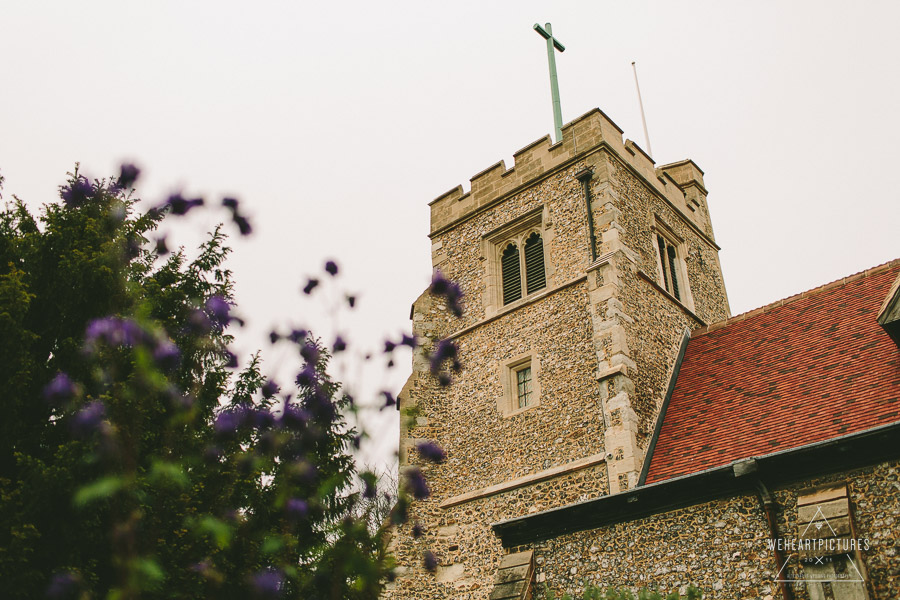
[148,460,188,488]
[74,476,123,507]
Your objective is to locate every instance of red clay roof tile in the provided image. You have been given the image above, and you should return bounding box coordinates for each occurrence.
[645,261,900,484]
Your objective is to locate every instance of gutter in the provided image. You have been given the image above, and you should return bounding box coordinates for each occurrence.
[492,420,900,547]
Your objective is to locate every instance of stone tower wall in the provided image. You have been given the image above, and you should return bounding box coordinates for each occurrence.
[388,107,731,598]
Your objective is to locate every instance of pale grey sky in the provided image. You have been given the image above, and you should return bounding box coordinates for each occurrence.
[2,1,898,467]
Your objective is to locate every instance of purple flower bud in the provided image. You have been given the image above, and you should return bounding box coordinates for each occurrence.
[346,295,356,308]
[280,403,308,429]
[71,401,106,436]
[295,367,316,387]
[153,340,181,371]
[43,372,77,404]
[268,330,280,344]
[187,309,212,334]
[415,441,446,464]
[384,340,396,352]
[405,467,430,500]
[332,336,347,352]
[222,197,239,210]
[205,296,231,327]
[401,334,417,348]
[429,270,450,295]
[286,498,308,519]
[60,177,94,208]
[381,391,396,408]
[117,163,140,189]
[300,343,319,365]
[251,569,284,598]
[46,571,81,598]
[288,329,307,344]
[233,214,252,236]
[261,380,279,398]
[251,407,275,429]
[213,408,246,436]
[302,278,319,295]
[224,350,238,369]
[429,338,459,376]
[155,236,169,256]
[423,550,438,573]
[165,193,204,216]
[412,522,424,539]
[324,260,338,276]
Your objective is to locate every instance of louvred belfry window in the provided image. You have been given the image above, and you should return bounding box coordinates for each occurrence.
[501,243,522,305]
[656,233,681,301]
[524,232,546,295]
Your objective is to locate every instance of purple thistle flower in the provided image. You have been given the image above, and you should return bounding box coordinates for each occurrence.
[332,336,347,352]
[222,197,239,210]
[324,260,338,276]
[233,214,252,236]
[224,349,238,368]
[153,340,181,371]
[251,569,284,598]
[60,176,94,208]
[205,296,231,327]
[412,522,424,539]
[165,193,204,216]
[384,340,396,353]
[46,571,81,598]
[261,379,280,398]
[155,236,169,256]
[302,278,319,295]
[71,401,106,436]
[300,342,319,365]
[400,333,417,348]
[405,467,430,500]
[423,550,438,573]
[43,372,77,404]
[415,441,446,464]
[268,330,280,344]
[117,163,140,189]
[285,498,309,519]
[381,391,396,408]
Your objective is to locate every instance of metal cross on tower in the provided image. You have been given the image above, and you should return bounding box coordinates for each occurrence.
[533,22,566,143]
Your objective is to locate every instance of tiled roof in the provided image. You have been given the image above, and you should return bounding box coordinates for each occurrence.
[645,260,900,484]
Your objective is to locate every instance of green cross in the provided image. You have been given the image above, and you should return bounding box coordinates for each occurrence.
[534,22,566,143]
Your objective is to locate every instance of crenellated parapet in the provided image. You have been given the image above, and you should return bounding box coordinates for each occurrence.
[429,108,713,237]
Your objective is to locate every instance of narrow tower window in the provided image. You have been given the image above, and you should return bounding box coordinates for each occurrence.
[501,243,522,305]
[656,233,682,301]
[516,365,533,408]
[524,232,546,295]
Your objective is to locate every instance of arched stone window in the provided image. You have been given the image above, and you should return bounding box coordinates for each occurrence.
[524,232,546,295]
[501,243,522,305]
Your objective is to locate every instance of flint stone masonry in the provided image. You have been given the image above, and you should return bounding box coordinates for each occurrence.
[523,461,899,600]
[388,105,731,599]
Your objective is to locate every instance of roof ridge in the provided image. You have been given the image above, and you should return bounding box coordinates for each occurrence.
[692,257,900,337]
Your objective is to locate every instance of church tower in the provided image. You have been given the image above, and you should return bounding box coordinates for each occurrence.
[387,107,731,598]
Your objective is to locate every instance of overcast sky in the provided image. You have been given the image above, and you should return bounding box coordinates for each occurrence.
[2,1,898,468]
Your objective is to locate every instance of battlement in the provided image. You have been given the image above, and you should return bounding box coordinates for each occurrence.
[429,108,710,236]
